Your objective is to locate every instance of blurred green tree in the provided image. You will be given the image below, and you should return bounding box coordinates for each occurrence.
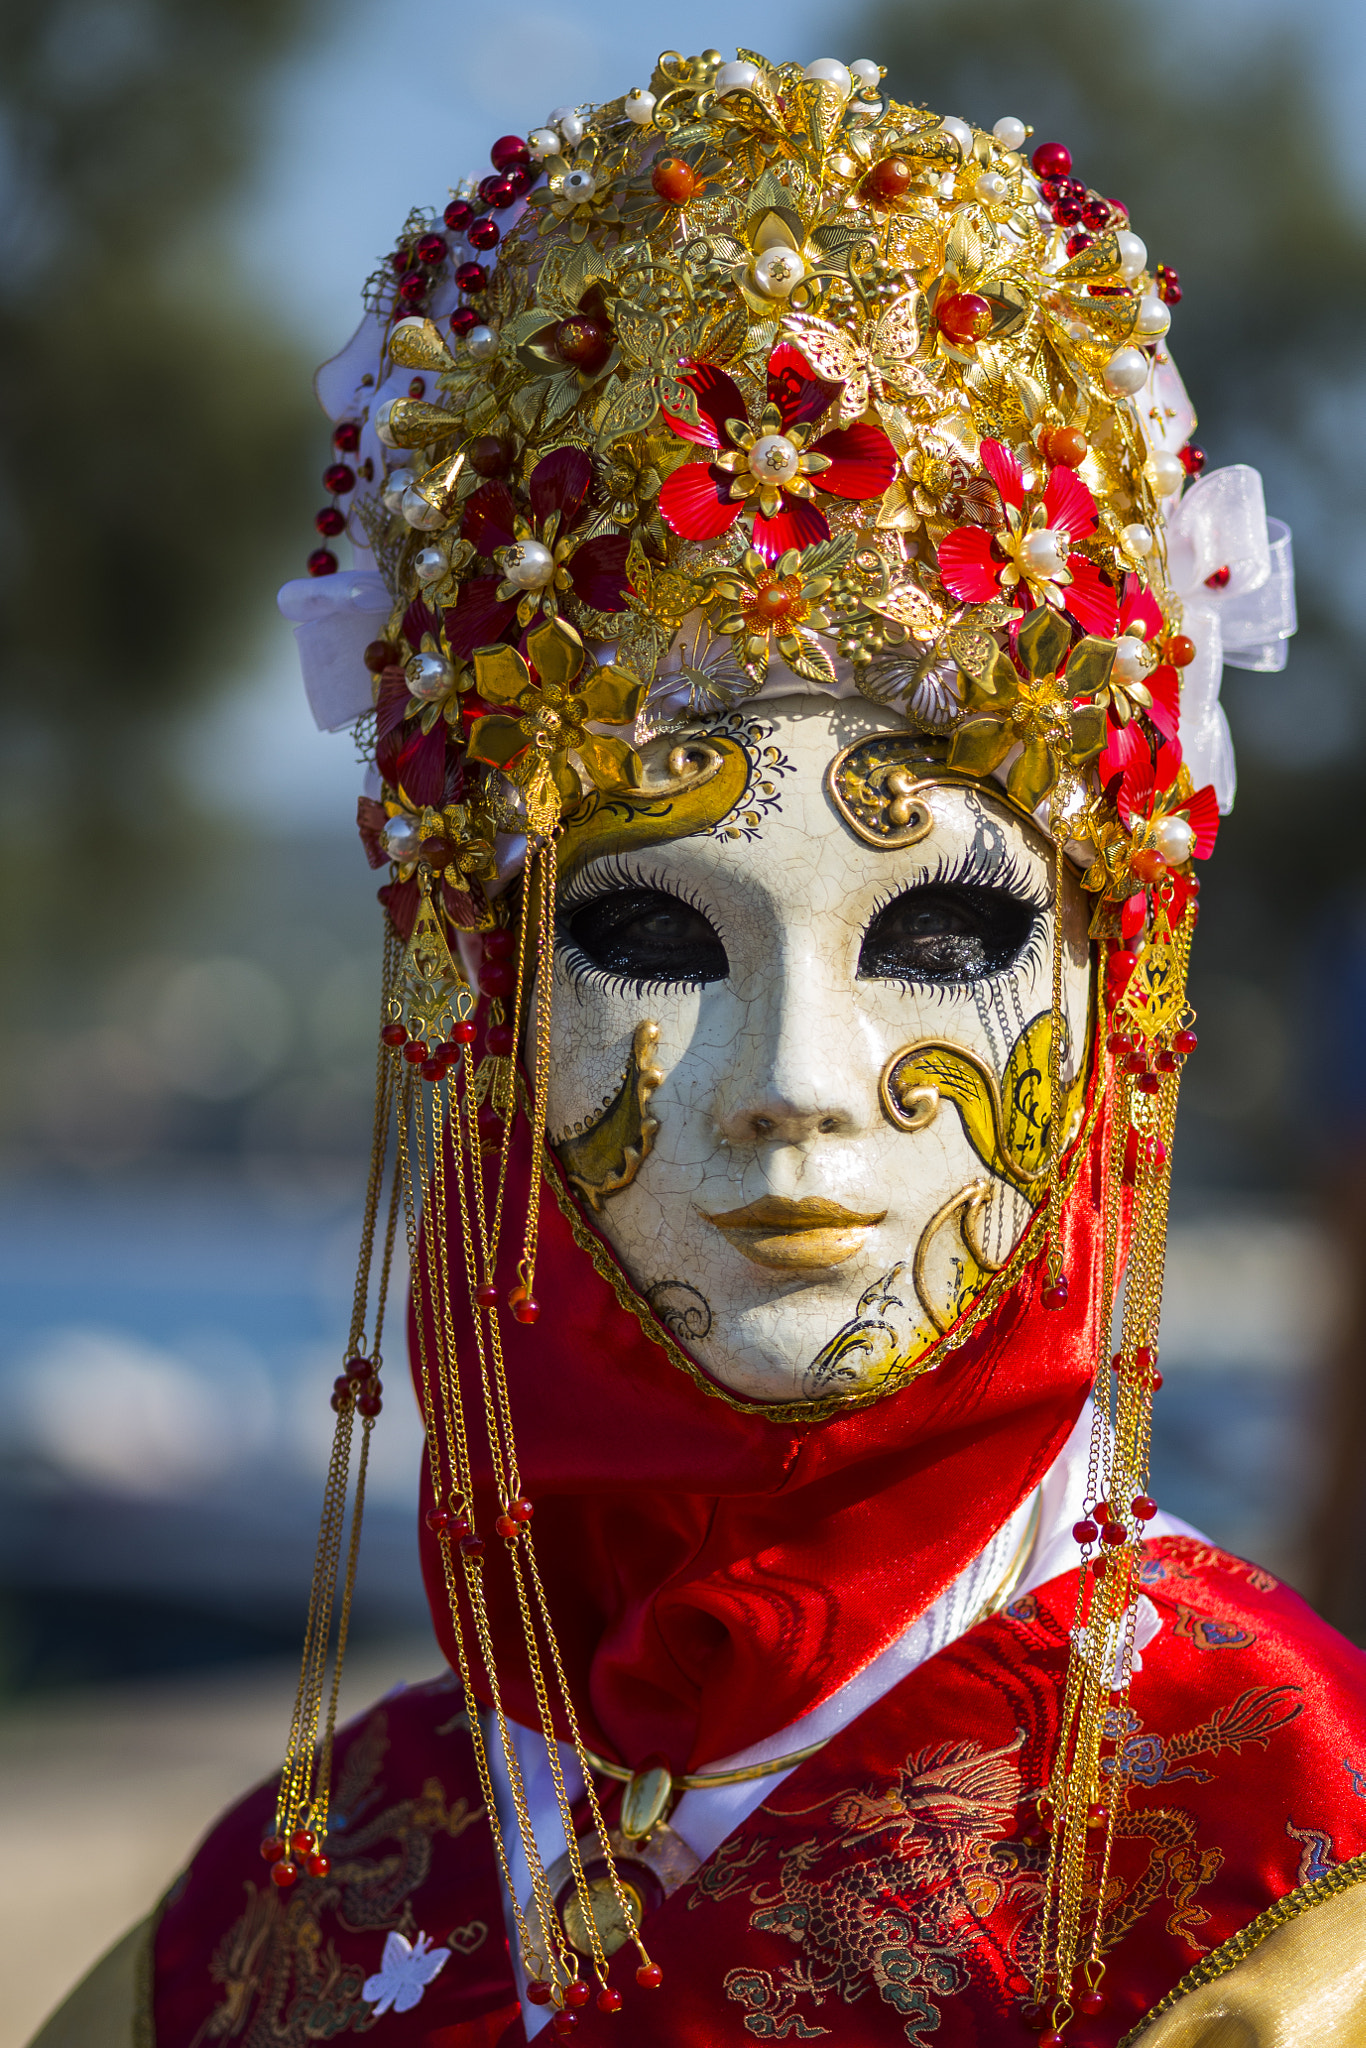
[0,0,320,970]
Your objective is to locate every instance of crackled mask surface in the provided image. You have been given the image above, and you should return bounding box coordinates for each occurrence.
[546,695,1091,1404]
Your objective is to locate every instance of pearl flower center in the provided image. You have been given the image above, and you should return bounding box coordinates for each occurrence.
[1019,527,1068,579]
[500,540,556,589]
[748,433,801,483]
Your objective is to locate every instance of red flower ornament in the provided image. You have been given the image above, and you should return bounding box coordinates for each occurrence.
[657,341,898,562]
[938,439,1118,637]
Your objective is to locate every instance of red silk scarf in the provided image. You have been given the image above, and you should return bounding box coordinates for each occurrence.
[410,1083,1110,1774]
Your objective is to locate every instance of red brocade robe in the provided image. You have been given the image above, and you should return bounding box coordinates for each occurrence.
[151,1537,1366,2047]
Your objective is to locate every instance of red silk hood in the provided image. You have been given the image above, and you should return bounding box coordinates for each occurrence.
[411,1095,1110,1775]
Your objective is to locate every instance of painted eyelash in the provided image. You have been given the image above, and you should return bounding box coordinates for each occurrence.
[862,854,1050,998]
[556,855,724,1000]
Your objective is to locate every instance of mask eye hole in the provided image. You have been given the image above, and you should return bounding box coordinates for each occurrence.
[563,887,729,988]
[859,883,1041,984]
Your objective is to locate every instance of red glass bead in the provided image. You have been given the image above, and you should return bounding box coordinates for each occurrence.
[486,1023,515,1056]
[1150,1136,1169,1169]
[1086,1800,1108,1824]
[329,1390,346,1412]
[314,507,345,539]
[1022,2002,1048,2032]
[306,1852,331,1877]
[564,1979,591,2008]
[421,1056,444,1083]
[444,199,475,232]
[416,232,447,265]
[450,306,479,337]
[1135,1071,1161,1096]
[506,164,535,197]
[435,1040,461,1065]
[333,420,361,453]
[291,1829,316,1856]
[1166,634,1196,668]
[1179,441,1206,477]
[481,962,515,997]
[468,216,501,251]
[272,1860,299,1887]
[307,548,338,577]
[345,1354,372,1380]
[1155,1050,1177,1073]
[402,1041,429,1064]
[636,1962,663,1989]
[1032,141,1072,178]
[1108,947,1138,980]
[323,462,356,495]
[1078,1989,1106,2016]
[1155,262,1182,305]
[363,640,397,674]
[455,262,488,293]
[1173,1029,1198,1056]
[476,1105,506,1153]
[511,1498,534,1521]
[652,156,700,204]
[1042,1272,1069,1309]
[1041,2028,1067,2047]
[474,1282,499,1308]
[397,273,427,306]
[597,1986,623,2012]
[512,1295,541,1325]
[551,2016,578,2039]
[426,1506,452,1532]
[1106,1031,1133,1054]
[495,1514,517,1539]
[481,174,517,210]
[1151,1368,1164,1391]
[1101,1520,1128,1547]
[1065,232,1093,259]
[449,1018,475,1044]
[1205,565,1230,589]
[357,1390,382,1417]
[460,1533,486,1558]
[936,291,992,346]
[1124,1052,1148,1076]
[451,1515,472,1539]
[1052,197,1083,225]
[483,927,515,960]
[555,316,612,371]
[1132,1494,1157,1521]
[860,154,914,206]
[526,1980,554,2006]
[391,246,415,275]
[468,433,512,475]
[333,1375,353,1402]
[1073,1518,1098,1545]
[1080,197,1111,229]
[490,134,531,170]
[260,1835,286,1862]
[380,1023,408,1046]
[1135,1345,1156,1369]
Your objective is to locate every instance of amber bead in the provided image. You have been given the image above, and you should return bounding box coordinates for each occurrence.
[651,157,699,203]
[859,155,913,205]
[936,291,991,346]
[495,1514,517,1539]
[511,1498,534,1521]
[271,1861,299,1887]
[1044,426,1088,468]
[292,1829,316,1856]
[555,317,611,372]
[511,1294,541,1324]
[469,435,512,476]
[636,1962,663,1989]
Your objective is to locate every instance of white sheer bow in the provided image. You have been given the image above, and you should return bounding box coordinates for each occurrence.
[278,569,390,732]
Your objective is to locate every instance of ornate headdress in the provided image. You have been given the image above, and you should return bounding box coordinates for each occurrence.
[271,47,1295,2038]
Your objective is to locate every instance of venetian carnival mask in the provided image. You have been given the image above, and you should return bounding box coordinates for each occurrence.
[270,42,1296,2026]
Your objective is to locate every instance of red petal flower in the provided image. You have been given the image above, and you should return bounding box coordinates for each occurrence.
[809,424,898,501]
[401,597,440,650]
[1146,664,1180,741]
[375,668,413,785]
[662,363,748,449]
[1118,572,1163,641]
[357,795,389,870]
[980,438,1025,510]
[938,525,1003,602]
[445,577,520,660]
[1043,465,1098,541]
[1183,783,1219,858]
[394,721,449,808]
[462,481,519,554]
[1153,739,1183,793]
[768,340,840,430]
[1064,555,1119,637]
[530,446,592,527]
[658,461,743,541]
[569,532,632,612]
[751,498,830,561]
[1099,718,1147,793]
[378,876,421,941]
[1121,890,1147,943]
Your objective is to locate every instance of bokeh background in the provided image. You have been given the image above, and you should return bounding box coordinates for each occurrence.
[3,0,1364,2035]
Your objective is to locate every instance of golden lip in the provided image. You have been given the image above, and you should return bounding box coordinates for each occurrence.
[701,1196,887,1271]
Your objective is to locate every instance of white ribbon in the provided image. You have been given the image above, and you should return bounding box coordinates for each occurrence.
[277,569,390,732]
[1164,466,1297,813]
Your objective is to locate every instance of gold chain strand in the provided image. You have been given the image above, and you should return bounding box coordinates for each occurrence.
[1043,796,1070,1293]
[514,838,557,1306]
[314,1410,375,1839]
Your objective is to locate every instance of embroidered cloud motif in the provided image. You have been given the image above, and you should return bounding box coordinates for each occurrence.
[361,1930,450,2015]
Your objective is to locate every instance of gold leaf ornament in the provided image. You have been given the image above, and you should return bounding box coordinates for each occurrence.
[466,617,644,829]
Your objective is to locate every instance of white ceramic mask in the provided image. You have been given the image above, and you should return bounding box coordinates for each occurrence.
[546,695,1092,1405]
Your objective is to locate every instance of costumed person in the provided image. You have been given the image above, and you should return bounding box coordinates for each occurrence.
[35,45,1366,2048]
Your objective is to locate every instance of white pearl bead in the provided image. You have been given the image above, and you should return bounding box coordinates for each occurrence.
[1135,293,1171,339]
[466,325,497,360]
[975,170,1009,204]
[1104,348,1150,396]
[1152,815,1194,864]
[557,111,586,145]
[407,652,454,701]
[714,59,759,96]
[748,433,801,483]
[850,58,881,92]
[804,58,851,94]
[1064,317,1090,342]
[561,166,596,201]
[500,539,555,590]
[993,116,1027,150]
[939,116,974,157]
[415,547,448,584]
[1111,637,1148,682]
[373,399,400,448]
[1020,528,1068,577]
[381,468,413,511]
[1149,449,1185,497]
[401,487,446,531]
[528,128,559,159]
[382,815,422,859]
[1121,522,1154,556]
[1116,230,1148,282]
[750,245,806,298]
[624,88,656,125]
